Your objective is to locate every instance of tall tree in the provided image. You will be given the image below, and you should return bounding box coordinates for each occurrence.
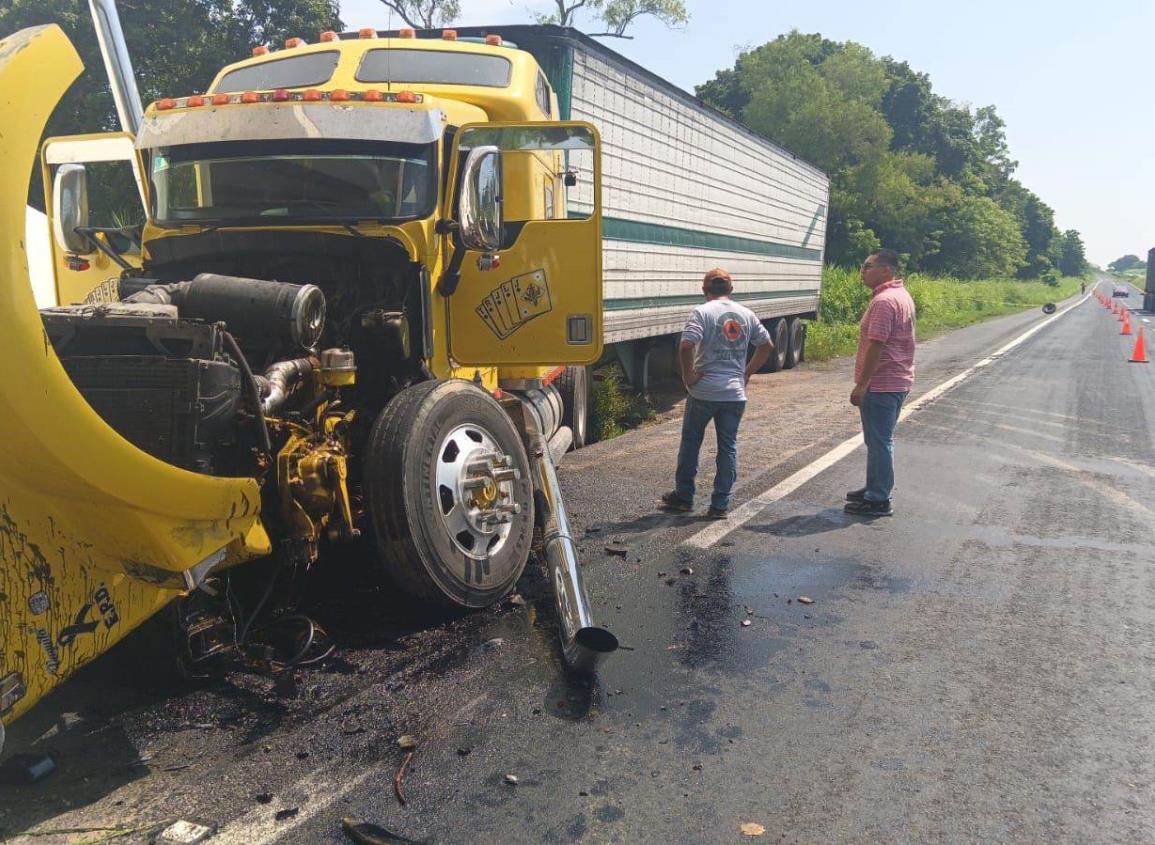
[1058,230,1089,276]
[376,0,460,29]
[537,0,688,38]
[1108,254,1144,272]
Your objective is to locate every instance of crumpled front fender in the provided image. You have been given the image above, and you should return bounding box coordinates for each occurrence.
[0,26,269,732]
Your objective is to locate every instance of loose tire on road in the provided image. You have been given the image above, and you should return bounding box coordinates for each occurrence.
[556,365,589,449]
[758,319,789,373]
[364,380,534,610]
[783,317,804,369]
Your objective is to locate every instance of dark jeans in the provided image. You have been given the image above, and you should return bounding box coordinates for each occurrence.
[859,390,908,502]
[675,396,747,510]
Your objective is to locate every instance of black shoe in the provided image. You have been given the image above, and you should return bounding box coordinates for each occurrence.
[659,491,693,513]
[706,506,728,520]
[844,498,893,517]
[846,488,867,502]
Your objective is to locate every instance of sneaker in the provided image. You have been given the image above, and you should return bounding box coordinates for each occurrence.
[845,488,867,502]
[706,506,728,520]
[844,498,893,517]
[659,491,693,513]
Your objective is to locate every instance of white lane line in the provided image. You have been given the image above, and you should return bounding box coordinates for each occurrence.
[210,767,379,845]
[682,293,1091,549]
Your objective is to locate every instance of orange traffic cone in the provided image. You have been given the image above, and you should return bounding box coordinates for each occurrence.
[1129,329,1149,363]
[1122,316,1132,335]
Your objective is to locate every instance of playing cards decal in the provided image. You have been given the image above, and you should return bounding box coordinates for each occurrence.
[475,270,553,339]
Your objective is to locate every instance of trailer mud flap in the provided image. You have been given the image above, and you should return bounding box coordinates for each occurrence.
[0,25,269,732]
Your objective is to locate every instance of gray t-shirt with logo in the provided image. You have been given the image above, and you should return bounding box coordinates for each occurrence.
[681,298,772,402]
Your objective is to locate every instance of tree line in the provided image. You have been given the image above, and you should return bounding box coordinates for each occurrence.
[696,32,1087,279]
[2,3,1085,279]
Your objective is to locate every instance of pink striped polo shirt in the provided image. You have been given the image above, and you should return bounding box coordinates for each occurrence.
[855,279,916,391]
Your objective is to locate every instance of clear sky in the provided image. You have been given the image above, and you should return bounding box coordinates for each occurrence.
[341,0,1152,267]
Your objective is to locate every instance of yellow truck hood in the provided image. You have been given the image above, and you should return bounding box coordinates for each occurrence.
[0,25,269,730]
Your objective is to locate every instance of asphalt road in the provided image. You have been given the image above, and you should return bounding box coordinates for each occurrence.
[3,279,1153,844]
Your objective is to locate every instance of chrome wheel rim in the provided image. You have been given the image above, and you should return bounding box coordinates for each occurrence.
[434,423,522,560]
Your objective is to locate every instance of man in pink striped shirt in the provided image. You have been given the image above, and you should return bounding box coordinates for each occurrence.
[845,249,915,517]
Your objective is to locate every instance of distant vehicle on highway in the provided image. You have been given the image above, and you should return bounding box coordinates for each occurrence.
[1113,284,1131,298]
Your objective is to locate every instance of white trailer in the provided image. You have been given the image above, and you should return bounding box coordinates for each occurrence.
[458,25,830,389]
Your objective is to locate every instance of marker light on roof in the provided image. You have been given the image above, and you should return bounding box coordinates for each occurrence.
[186,95,206,107]
[396,90,418,104]
[303,89,323,101]
[156,98,176,110]
[358,27,377,38]
[285,37,305,48]
[399,27,416,38]
[271,88,290,102]
[485,34,503,46]
[212,93,230,105]
[240,91,260,103]
[442,30,458,40]
[330,89,350,101]
[252,45,269,56]
[319,31,338,42]
[363,90,384,101]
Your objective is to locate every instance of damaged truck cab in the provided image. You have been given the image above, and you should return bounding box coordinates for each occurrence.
[1,13,615,747]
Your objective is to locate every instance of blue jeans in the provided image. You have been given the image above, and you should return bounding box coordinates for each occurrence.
[675,396,747,510]
[859,390,908,502]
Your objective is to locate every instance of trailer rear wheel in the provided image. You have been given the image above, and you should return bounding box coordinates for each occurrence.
[796,321,808,363]
[364,380,534,610]
[759,319,789,373]
[783,318,804,369]
[556,365,589,449]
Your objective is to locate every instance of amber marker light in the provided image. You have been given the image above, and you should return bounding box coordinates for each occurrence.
[302,89,323,101]
[485,34,503,46]
[285,37,305,48]
[396,90,418,103]
[399,27,416,38]
[330,89,350,102]
[319,31,338,42]
[363,89,384,102]
[240,91,260,104]
[271,88,290,102]
[186,95,206,107]
[156,98,176,110]
[212,93,231,105]
[442,29,458,40]
[252,45,269,56]
[358,27,377,38]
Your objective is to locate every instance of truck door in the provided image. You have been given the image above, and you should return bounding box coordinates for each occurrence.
[444,122,603,367]
[40,131,147,305]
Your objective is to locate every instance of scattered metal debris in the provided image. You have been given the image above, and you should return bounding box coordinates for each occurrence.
[741,619,752,627]
[394,750,416,805]
[158,820,217,844]
[798,596,814,605]
[504,774,519,785]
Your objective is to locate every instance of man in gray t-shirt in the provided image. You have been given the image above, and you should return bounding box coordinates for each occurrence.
[659,268,773,518]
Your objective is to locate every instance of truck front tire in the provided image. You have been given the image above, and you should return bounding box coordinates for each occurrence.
[364,380,534,610]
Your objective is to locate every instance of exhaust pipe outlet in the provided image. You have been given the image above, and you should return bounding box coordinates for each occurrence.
[529,433,618,675]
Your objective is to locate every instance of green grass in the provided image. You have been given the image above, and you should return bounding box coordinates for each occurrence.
[805,268,1086,362]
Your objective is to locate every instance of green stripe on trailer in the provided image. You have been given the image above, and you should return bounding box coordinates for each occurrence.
[580,215,824,261]
[605,289,819,312]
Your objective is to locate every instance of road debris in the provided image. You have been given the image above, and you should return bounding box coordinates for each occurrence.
[504,774,520,785]
[0,752,55,785]
[255,793,273,804]
[158,820,217,844]
[394,750,416,805]
[798,596,814,605]
[740,822,767,836]
[483,638,505,650]
[604,546,629,558]
[679,566,694,575]
[741,619,752,627]
[397,734,419,750]
[342,817,423,844]
[275,808,300,821]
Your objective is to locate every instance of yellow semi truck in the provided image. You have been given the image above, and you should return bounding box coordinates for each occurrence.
[0,4,618,749]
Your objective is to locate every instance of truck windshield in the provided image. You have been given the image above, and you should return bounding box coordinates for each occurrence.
[149,139,437,225]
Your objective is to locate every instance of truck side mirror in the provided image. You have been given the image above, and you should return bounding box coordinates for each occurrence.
[52,164,92,256]
[458,146,502,253]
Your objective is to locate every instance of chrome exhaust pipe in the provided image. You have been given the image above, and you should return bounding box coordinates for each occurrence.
[528,432,618,675]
